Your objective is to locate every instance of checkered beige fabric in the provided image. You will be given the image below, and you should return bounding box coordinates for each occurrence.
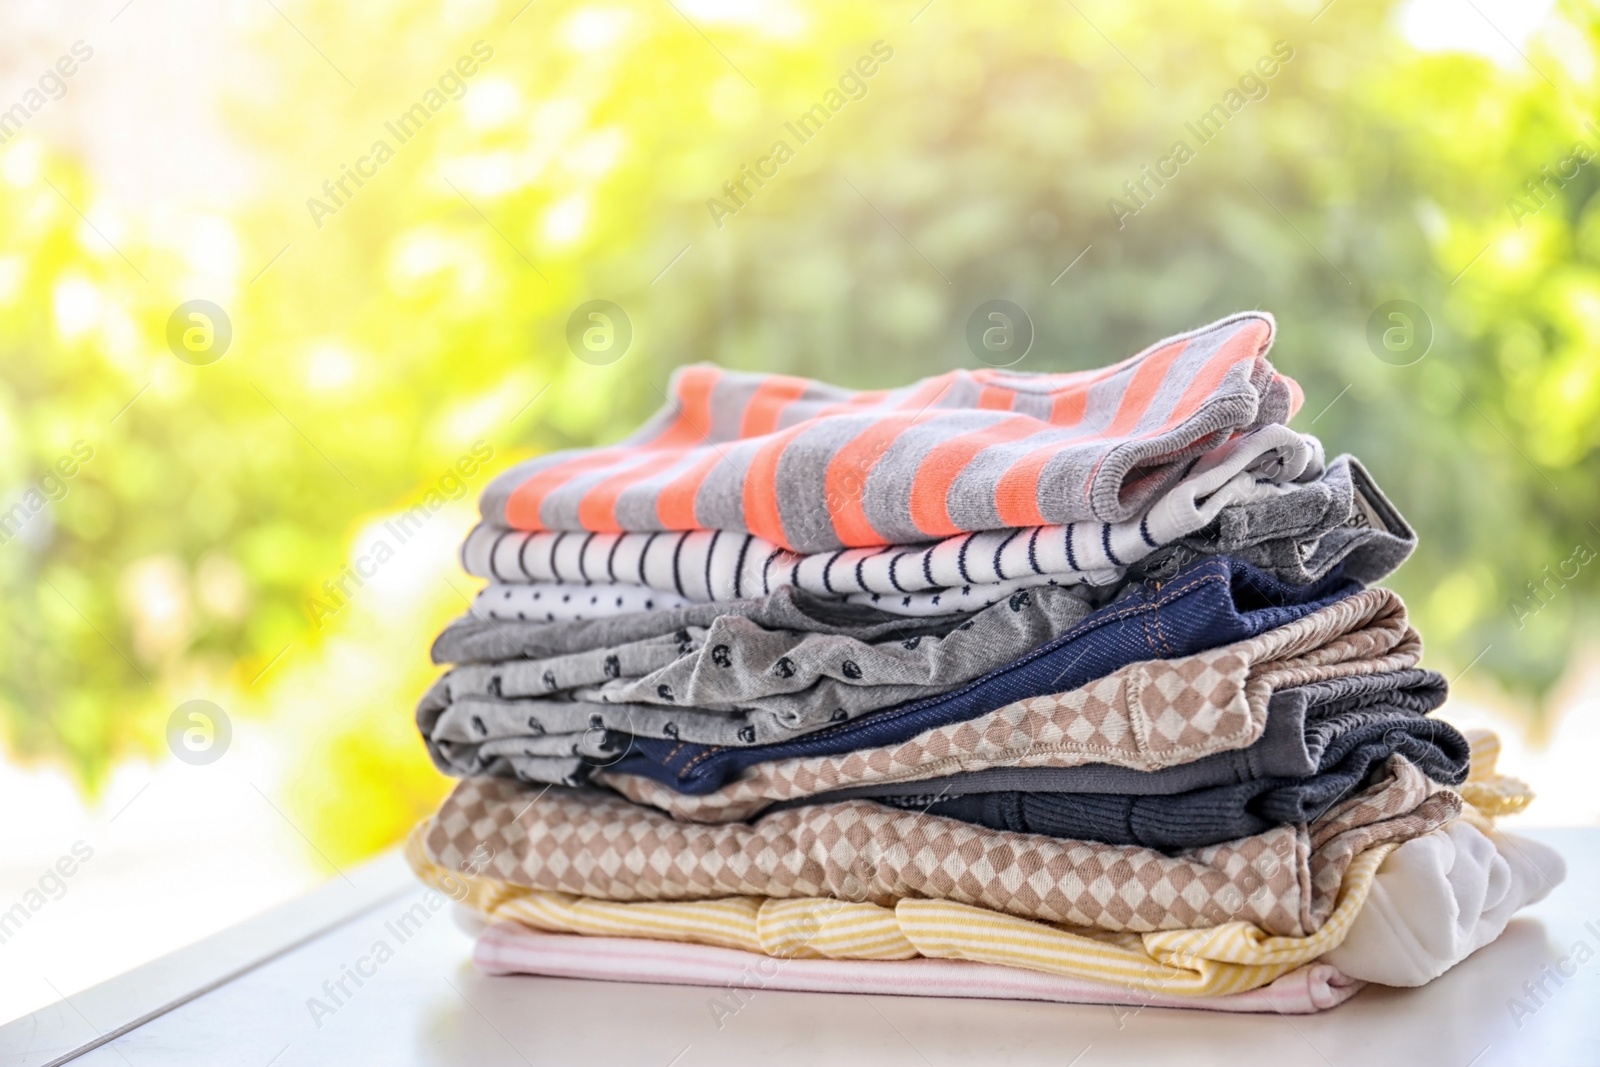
[424,754,1458,938]
[598,588,1419,823]
[1300,756,1462,926]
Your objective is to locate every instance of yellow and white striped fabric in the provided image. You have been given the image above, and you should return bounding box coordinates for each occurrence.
[407,828,1395,998]
[1456,727,1534,818]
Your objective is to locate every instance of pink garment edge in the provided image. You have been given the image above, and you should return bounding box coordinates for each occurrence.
[470,923,1364,1015]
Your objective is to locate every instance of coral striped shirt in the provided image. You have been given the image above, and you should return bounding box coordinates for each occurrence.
[481,312,1301,553]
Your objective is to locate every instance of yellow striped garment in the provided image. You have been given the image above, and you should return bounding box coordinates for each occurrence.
[408,828,1394,998]
[1456,727,1533,818]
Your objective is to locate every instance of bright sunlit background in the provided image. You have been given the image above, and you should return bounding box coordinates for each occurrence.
[2,0,1598,1026]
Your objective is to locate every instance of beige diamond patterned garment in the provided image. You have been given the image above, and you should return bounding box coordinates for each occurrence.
[424,753,1459,938]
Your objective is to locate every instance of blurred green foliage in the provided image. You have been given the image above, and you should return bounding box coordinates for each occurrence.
[0,0,1596,860]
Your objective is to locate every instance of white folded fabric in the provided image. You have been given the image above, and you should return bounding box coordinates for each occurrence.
[1325,825,1564,986]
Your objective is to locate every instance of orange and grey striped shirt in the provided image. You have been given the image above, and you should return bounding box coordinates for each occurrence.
[480,312,1303,554]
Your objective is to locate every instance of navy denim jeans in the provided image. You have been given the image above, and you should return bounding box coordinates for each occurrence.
[603,557,1362,795]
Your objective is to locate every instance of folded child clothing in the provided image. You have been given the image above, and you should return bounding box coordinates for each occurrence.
[1455,729,1536,819]
[463,424,1319,619]
[431,457,1416,780]
[418,581,1113,781]
[1129,454,1415,587]
[469,927,1369,1015]
[422,755,1459,935]
[462,449,1414,623]
[420,556,1361,789]
[837,703,1469,850]
[437,455,1415,754]
[479,313,1300,553]
[412,815,1559,1008]
[600,559,1364,795]
[405,312,1560,1013]
[410,830,1409,1000]
[595,583,1429,821]
[743,670,1467,853]
[782,669,1450,803]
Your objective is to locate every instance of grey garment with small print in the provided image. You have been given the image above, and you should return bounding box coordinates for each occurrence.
[417,582,1111,782]
[1131,455,1414,586]
[420,719,629,791]
[429,584,980,666]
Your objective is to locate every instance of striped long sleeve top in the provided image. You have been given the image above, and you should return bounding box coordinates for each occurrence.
[479,312,1303,554]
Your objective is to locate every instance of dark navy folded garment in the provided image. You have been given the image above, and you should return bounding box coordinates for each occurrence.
[865,701,1469,850]
[601,557,1361,795]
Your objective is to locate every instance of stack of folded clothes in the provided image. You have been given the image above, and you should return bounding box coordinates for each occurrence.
[407,312,1564,1013]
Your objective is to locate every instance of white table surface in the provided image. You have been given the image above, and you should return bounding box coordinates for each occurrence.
[3,828,1596,1067]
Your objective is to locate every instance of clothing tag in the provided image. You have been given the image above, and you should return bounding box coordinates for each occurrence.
[1347,484,1391,533]
[1246,443,1288,481]
[1138,552,1182,581]
[881,793,963,808]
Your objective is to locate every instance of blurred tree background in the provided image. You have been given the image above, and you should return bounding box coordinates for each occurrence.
[0,0,1596,862]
